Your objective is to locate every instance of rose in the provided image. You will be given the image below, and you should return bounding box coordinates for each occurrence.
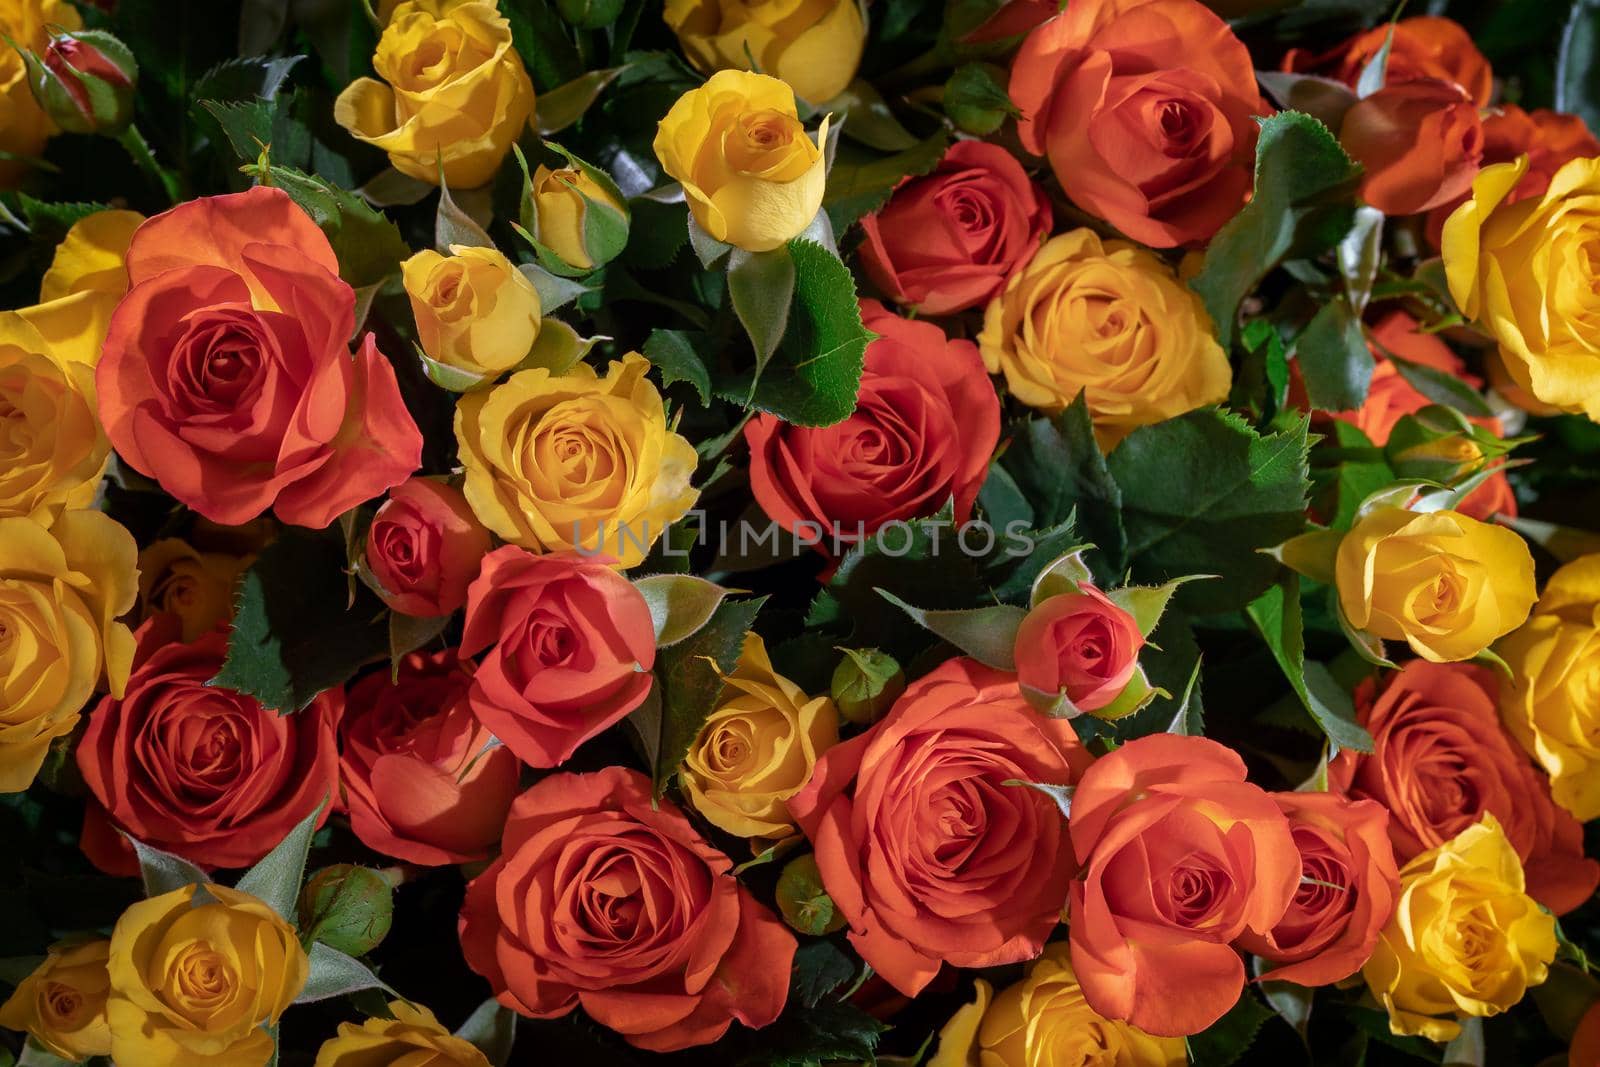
[402,245,542,378]
[664,0,866,105]
[978,229,1232,447]
[340,650,519,865]
[1573,1002,1600,1067]
[788,658,1091,996]
[1329,661,1598,915]
[0,510,136,792]
[455,353,699,567]
[97,186,423,528]
[1009,0,1268,247]
[1445,157,1600,420]
[1233,792,1399,987]
[0,0,80,186]
[1014,586,1144,715]
[681,633,839,839]
[40,208,141,301]
[314,1001,489,1067]
[653,70,829,252]
[523,161,629,272]
[459,546,656,767]
[1067,733,1299,1036]
[107,883,308,1067]
[77,618,340,872]
[458,766,796,1051]
[1282,15,1493,107]
[926,944,1186,1067]
[34,29,136,136]
[364,478,492,617]
[134,538,251,642]
[0,939,111,1061]
[1340,79,1484,217]
[1362,816,1557,1042]
[857,140,1051,316]
[334,0,534,187]
[1331,506,1535,662]
[746,300,1000,554]
[1498,554,1600,821]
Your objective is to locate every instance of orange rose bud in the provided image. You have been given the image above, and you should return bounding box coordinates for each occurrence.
[1283,15,1493,107]
[364,478,492,618]
[1340,78,1484,217]
[1015,586,1143,714]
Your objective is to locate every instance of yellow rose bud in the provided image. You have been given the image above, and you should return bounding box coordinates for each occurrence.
[978,229,1232,450]
[682,632,839,838]
[1444,156,1600,422]
[1330,506,1535,663]
[402,244,543,377]
[106,883,308,1067]
[135,538,252,643]
[0,938,112,1061]
[653,69,829,252]
[1362,816,1556,1043]
[455,353,699,568]
[927,943,1185,1067]
[0,0,80,187]
[663,0,866,106]
[0,509,136,792]
[334,0,535,188]
[523,160,629,273]
[1497,553,1600,821]
[313,1000,488,1067]
[40,208,142,301]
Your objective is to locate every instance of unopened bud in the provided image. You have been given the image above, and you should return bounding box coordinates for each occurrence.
[27,30,137,135]
[299,864,396,956]
[830,648,904,726]
[943,63,1017,136]
[516,144,630,276]
[776,854,846,936]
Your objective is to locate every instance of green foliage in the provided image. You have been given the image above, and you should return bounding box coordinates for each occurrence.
[1186,991,1277,1067]
[1296,297,1374,412]
[1247,575,1375,754]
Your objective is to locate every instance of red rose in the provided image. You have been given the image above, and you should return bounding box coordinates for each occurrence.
[458,767,795,1052]
[1010,0,1269,247]
[857,141,1051,316]
[1339,78,1484,217]
[788,658,1090,996]
[1234,792,1399,986]
[364,478,492,617]
[339,650,519,865]
[1329,660,1599,915]
[1282,16,1493,108]
[745,300,999,556]
[97,186,422,528]
[459,546,656,768]
[76,616,339,873]
[1014,586,1144,713]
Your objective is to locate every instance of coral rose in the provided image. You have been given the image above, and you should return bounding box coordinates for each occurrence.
[1283,16,1493,107]
[1340,78,1483,217]
[746,300,999,555]
[459,546,656,768]
[1330,661,1597,915]
[77,617,340,873]
[1574,1002,1600,1067]
[1015,585,1144,715]
[664,0,865,105]
[134,538,251,642]
[340,651,518,865]
[1009,0,1269,247]
[788,658,1091,997]
[1067,733,1298,1036]
[402,244,542,378]
[364,477,492,617]
[97,186,422,528]
[458,766,795,1051]
[858,141,1051,316]
[0,938,111,1061]
[314,1000,489,1067]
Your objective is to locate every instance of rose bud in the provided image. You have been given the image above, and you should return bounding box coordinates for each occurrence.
[557,0,626,28]
[299,865,397,957]
[1340,78,1484,217]
[363,478,492,618]
[1015,585,1146,716]
[942,63,1015,136]
[830,647,904,726]
[24,30,137,135]
[776,854,847,936]
[516,146,630,276]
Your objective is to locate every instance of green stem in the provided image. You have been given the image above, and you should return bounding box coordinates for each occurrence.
[116,123,181,205]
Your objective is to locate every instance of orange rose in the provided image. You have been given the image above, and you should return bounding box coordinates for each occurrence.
[97,187,422,528]
[788,658,1091,996]
[1340,79,1483,218]
[1010,0,1268,247]
[458,767,795,1051]
[1014,585,1143,714]
[1329,661,1599,916]
[1067,733,1298,1036]
[1573,1001,1600,1067]
[364,477,491,617]
[1234,792,1399,986]
[1283,16,1493,107]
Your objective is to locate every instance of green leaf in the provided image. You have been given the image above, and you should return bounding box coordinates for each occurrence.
[875,591,1026,670]
[1338,205,1384,315]
[535,65,628,135]
[790,940,856,1009]
[1252,955,1312,1047]
[832,78,919,150]
[1190,112,1362,351]
[747,1001,888,1067]
[1296,296,1374,412]
[1001,394,1126,581]
[193,54,302,101]
[1029,545,1095,606]
[823,132,951,232]
[727,245,797,374]
[1184,989,1274,1067]
[1164,657,1205,736]
[389,611,449,668]
[634,575,733,647]
[1441,1017,1484,1066]
[1107,576,1210,637]
[454,999,518,1067]
[295,942,395,1003]
[1384,352,1495,418]
[1246,575,1374,755]
[236,802,324,922]
[14,194,108,240]
[642,329,711,405]
[199,97,311,171]
[1330,421,1395,530]
[1559,0,1600,143]
[436,172,494,249]
[1355,22,1396,97]
[244,163,411,288]
[129,837,209,898]
[1255,72,1358,131]
[517,262,590,313]
[1108,409,1312,614]
[502,0,584,90]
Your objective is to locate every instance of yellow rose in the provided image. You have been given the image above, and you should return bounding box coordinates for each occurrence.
[978,229,1232,449]
[681,632,839,839]
[455,353,699,568]
[314,1000,489,1067]
[1497,554,1600,821]
[1444,156,1600,421]
[525,161,628,272]
[40,208,143,301]
[0,938,112,1061]
[1326,506,1534,663]
[403,244,542,377]
[136,538,252,643]
[0,509,136,792]
[664,0,866,106]
[107,883,308,1067]
[653,69,829,252]
[334,0,535,188]
[0,0,80,186]
[1362,816,1556,1043]
[928,943,1186,1067]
